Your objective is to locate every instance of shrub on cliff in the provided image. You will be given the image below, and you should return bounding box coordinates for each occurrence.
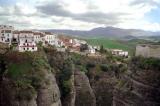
[131,56,160,70]
[3,51,51,100]
[59,59,73,97]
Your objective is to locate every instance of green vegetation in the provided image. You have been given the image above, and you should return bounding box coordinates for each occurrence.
[59,59,73,98]
[86,38,131,51]
[3,51,51,100]
[7,62,32,79]
[131,56,160,70]
[85,38,158,56]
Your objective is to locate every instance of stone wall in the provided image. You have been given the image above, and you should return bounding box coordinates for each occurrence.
[136,44,160,58]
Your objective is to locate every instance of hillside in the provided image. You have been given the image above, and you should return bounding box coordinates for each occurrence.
[39,26,160,39]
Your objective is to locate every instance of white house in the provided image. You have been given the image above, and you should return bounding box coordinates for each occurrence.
[18,31,37,52]
[0,30,13,45]
[33,32,45,43]
[13,30,19,43]
[111,49,128,57]
[88,45,96,54]
[0,25,14,30]
[18,42,37,52]
[72,39,87,48]
[44,32,59,47]
[0,25,14,45]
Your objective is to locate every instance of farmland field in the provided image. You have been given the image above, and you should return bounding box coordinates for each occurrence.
[85,38,135,55]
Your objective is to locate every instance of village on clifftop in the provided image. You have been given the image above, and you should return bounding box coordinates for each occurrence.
[0,25,129,57]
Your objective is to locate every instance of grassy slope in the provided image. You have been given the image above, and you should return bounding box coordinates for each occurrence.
[85,38,135,55]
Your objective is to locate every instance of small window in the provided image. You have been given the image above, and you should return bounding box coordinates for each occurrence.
[32,48,34,50]
[23,48,25,50]
[27,48,29,50]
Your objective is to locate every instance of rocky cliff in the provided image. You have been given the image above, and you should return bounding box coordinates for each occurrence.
[0,48,61,106]
[113,57,160,106]
[74,71,96,106]
[0,45,160,106]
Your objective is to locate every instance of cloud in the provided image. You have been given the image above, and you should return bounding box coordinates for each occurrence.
[0,0,160,31]
[36,1,125,25]
[129,0,160,6]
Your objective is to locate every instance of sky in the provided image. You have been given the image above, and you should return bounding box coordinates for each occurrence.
[0,0,160,31]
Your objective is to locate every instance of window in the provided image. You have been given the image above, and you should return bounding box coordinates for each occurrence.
[7,38,9,42]
[24,48,25,50]
[32,47,34,50]
[27,48,29,50]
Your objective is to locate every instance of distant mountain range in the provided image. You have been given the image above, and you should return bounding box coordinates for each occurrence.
[39,26,160,39]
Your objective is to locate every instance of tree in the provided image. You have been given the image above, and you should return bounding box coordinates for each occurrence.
[80,44,88,52]
[100,45,104,53]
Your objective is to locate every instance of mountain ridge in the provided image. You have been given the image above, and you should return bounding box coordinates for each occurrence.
[38,26,160,38]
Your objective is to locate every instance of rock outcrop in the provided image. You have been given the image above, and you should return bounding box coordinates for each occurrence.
[0,51,62,106]
[113,58,160,106]
[0,72,61,106]
[74,71,96,106]
[36,73,61,106]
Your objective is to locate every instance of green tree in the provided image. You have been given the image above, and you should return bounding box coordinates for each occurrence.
[100,45,104,53]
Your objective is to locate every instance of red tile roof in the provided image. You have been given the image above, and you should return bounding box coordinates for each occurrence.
[33,32,45,37]
[20,31,33,33]
[13,31,20,34]
[45,32,52,35]
[1,30,12,33]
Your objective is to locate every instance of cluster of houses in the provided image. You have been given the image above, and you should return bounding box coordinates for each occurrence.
[0,25,97,54]
[0,25,129,57]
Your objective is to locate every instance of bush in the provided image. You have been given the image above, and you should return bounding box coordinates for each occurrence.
[100,64,108,72]
[59,59,73,98]
[77,65,88,73]
[86,63,95,69]
[131,56,160,70]
[15,80,36,100]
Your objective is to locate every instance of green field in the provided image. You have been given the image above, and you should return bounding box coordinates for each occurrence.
[85,38,158,56]
[85,38,135,55]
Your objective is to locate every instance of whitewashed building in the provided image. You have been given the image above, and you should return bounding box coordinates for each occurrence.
[18,31,37,52]
[18,42,37,52]
[33,32,45,43]
[111,49,128,57]
[0,25,14,45]
[13,31,19,43]
[88,45,96,54]
[44,32,59,47]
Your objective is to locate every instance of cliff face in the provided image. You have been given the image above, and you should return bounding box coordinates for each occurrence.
[86,64,118,106]
[113,57,160,106]
[36,73,61,106]
[74,71,96,106]
[0,45,160,106]
[0,50,61,106]
[1,72,61,106]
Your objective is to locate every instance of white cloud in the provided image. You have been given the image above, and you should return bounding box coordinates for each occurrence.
[0,0,159,31]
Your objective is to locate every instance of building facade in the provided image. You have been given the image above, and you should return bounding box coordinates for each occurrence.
[44,32,59,46]
[18,31,37,52]
[136,44,160,58]
[0,25,14,45]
